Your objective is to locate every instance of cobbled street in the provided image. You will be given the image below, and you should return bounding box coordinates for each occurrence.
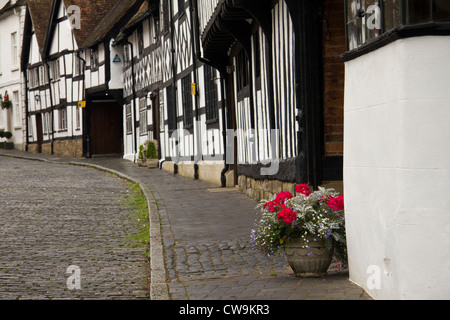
[0,157,150,300]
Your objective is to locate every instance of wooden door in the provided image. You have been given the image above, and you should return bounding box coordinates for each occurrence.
[151,91,161,159]
[35,113,43,153]
[90,101,123,156]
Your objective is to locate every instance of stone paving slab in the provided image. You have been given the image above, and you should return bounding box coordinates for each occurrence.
[0,150,373,300]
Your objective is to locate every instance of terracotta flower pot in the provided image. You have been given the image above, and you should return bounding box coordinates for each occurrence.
[285,236,332,277]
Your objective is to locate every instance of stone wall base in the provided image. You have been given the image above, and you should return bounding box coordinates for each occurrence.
[28,139,84,158]
[237,175,344,202]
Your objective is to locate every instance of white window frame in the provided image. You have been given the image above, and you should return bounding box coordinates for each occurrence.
[139,98,148,136]
[13,91,20,127]
[11,32,18,69]
[58,108,67,131]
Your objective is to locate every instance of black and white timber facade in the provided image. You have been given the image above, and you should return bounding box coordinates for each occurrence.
[21,0,346,196]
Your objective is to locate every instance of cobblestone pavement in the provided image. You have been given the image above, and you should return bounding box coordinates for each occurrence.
[75,157,372,300]
[0,151,373,300]
[0,156,150,300]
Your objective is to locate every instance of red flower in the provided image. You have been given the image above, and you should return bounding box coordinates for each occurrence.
[277,207,297,224]
[263,191,293,213]
[328,195,344,211]
[263,201,276,213]
[295,184,311,196]
[275,191,293,203]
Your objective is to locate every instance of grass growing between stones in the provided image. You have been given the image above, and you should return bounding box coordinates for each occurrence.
[120,181,150,258]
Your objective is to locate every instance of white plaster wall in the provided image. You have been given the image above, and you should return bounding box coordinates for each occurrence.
[344,36,450,300]
[0,5,25,149]
[109,40,124,90]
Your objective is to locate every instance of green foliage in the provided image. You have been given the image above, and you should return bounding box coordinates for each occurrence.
[121,182,150,257]
[0,131,12,139]
[138,145,144,159]
[146,141,157,159]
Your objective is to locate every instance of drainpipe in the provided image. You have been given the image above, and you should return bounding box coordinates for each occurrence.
[168,0,178,174]
[45,60,55,155]
[125,39,138,162]
[76,50,87,157]
[24,68,29,151]
[189,0,200,179]
[219,74,229,187]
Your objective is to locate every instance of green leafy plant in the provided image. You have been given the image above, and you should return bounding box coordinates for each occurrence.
[0,131,12,139]
[146,141,157,159]
[138,144,144,160]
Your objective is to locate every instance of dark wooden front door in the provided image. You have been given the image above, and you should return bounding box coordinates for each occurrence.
[35,113,43,153]
[151,91,160,158]
[90,101,123,156]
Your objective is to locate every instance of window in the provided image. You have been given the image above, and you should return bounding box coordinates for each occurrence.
[204,65,218,121]
[137,25,144,57]
[49,60,60,81]
[13,91,20,127]
[181,75,193,127]
[126,104,132,134]
[167,84,177,131]
[139,98,148,135]
[28,68,40,88]
[162,0,170,33]
[178,0,185,14]
[150,16,160,44]
[235,48,250,102]
[123,44,130,67]
[74,54,82,77]
[90,47,99,71]
[253,31,261,91]
[75,105,81,130]
[39,65,49,85]
[0,35,2,74]
[11,32,18,68]
[345,0,450,51]
[59,108,67,131]
[42,112,48,134]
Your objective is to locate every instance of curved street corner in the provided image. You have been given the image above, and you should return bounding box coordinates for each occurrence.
[0,156,150,300]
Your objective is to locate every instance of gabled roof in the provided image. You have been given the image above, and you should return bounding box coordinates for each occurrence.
[26,0,54,51]
[63,0,146,49]
[0,0,26,17]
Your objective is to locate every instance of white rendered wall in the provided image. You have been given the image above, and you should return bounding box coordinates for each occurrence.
[344,36,450,300]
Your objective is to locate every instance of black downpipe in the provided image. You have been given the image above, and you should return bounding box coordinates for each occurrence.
[219,74,229,187]
[168,0,178,174]
[189,0,200,180]
[24,69,29,151]
[45,60,55,155]
[76,51,88,157]
[125,39,138,162]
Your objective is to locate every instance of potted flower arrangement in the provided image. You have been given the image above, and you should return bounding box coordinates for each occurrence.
[1,92,12,109]
[251,184,346,277]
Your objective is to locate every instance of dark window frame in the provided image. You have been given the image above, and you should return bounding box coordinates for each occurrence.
[167,84,177,131]
[345,0,450,52]
[204,64,218,122]
[181,75,193,127]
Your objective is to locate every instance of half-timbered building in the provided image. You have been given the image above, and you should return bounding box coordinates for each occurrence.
[196,0,346,197]
[117,0,346,192]
[22,0,144,157]
[118,0,227,185]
